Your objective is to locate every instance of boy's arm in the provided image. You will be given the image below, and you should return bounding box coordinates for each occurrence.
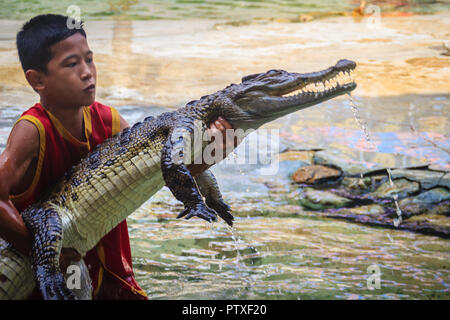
[0,120,39,255]
[0,121,81,268]
[119,113,130,131]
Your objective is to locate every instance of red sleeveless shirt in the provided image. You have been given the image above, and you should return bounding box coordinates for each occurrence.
[10,102,147,299]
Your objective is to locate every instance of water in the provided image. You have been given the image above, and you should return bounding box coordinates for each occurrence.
[348,93,403,227]
[0,0,449,21]
[128,191,449,299]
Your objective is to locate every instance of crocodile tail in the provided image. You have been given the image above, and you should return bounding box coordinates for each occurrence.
[22,205,76,300]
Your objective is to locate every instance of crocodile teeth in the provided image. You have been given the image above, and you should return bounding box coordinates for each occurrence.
[282,67,355,98]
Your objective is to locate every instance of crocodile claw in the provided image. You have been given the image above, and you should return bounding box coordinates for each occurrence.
[206,200,234,227]
[36,266,76,300]
[177,203,218,223]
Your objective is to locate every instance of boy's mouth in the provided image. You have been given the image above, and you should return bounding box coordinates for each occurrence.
[84,84,95,92]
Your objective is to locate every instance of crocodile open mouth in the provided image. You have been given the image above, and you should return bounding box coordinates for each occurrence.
[281,59,357,100]
[227,59,358,130]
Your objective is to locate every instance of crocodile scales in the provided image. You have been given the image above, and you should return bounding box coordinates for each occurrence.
[0,60,356,299]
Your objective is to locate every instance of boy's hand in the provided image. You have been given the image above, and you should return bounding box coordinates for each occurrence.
[207,117,240,158]
[59,248,82,273]
[188,117,240,176]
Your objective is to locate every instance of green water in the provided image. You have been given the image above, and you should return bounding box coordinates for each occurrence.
[0,0,449,21]
[128,186,449,300]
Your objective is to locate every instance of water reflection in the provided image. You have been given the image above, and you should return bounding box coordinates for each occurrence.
[128,192,450,299]
[272,94,449,170]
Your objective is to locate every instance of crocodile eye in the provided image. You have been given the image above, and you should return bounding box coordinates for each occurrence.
[242,73,263,82]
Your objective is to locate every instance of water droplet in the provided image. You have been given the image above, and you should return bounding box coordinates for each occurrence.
[393,217,402,228]
[347,93,376,151]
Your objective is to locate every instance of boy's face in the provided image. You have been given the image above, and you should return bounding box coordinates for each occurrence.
[40,33,96,109]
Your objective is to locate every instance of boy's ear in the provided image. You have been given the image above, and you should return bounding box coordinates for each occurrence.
[25,69,45,92]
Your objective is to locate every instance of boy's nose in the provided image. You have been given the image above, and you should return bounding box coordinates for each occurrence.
[80,61,94,80]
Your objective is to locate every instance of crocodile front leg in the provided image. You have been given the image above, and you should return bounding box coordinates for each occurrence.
[195,169,234,226]
[161,128,218,224]
[21,205,76,300]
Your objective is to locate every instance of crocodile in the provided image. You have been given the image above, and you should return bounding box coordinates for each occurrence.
[0,59,356,299]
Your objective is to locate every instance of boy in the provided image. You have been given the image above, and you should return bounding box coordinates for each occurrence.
[0,14,235,299]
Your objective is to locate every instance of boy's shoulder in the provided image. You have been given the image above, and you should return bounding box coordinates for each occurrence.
[21,102,45,116]
[90,101,119,114]
[20,101,115,117]
[91,100,110,109]
[89,101,122,135]
[18,101,122,136]
[20,99,119,132]
[90,100,119,116]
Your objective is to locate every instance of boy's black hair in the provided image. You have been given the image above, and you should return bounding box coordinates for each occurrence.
[16,14,86,73]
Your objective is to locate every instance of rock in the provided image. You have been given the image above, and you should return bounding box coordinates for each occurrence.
[334,204,385,216]
[370,178,420,199]
[314,149,428,176]
[341,176,387,194]
[428,201,450,216]
[407,187,450,204]
[428,164,449,172]
[405,214,450,230]
[399,188,450,215]
[276,160,310,179]
[299,188,352,210]
[444,173,450,187]
[314,149,371,175]
[292,164,342,185]
[389,169,449,189]
[324,211,450,239]
[231,201,304,218]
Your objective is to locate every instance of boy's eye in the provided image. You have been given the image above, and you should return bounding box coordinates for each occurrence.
[86,57,93,63]
[67,62,77,67]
